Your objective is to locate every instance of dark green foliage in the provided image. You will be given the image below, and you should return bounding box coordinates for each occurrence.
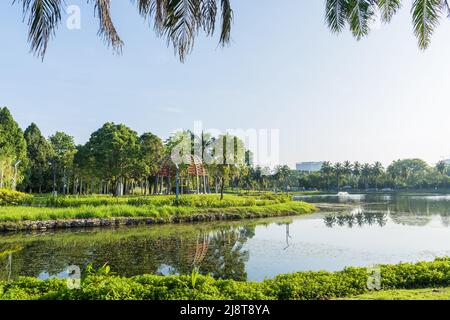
[23,123,54,193]
[86,123,140,196]
[0,107,28,189]
[1,258,450,300]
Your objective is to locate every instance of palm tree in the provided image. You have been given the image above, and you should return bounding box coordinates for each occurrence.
[333,162,344,191]
[361,163,371,190]
[320,161,333,190]
[275,165,291,192]
[371,162,384,189]
[352,161,361,189]
[343,161,353,187]
[436,161,448,175]
[12,0,233,61]
[325,0,445,50]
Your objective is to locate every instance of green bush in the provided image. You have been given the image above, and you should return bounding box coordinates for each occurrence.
[1,258,450,300]
[0,188,32,206]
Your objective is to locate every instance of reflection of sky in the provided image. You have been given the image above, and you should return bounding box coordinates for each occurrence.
[157,264,177,276]
[295,194,367,203]
[244,214,450,281]
[410,195,450,201]
[38,269,70,280]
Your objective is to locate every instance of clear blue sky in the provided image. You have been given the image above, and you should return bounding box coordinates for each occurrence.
[2,1,450,168]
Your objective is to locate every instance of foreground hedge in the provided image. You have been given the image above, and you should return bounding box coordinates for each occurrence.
[0,189,32,206]
[1,258,450,300]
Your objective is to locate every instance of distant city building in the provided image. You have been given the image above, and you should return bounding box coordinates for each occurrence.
[296,162,324,172]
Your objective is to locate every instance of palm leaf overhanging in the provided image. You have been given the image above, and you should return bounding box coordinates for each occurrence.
[11,0,450,61]
[325,0,448,49]
[13,0,234,61]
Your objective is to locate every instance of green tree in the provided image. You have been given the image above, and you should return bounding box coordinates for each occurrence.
[87,123,140,196]
[49,132,77,194]
[73,144,98,195]
[343,161,353,186]
[139,132,164,194]
[371,161,384,188]
[320,161,333,190]
[23,123,54,193]
[361,163,371,190]
[212,134,245,200]
[436,161,448,175]
[0,107,28,190]
[352,161,361,189]
[333,162,344,191]
[274,165,291,192]
[387,159,430,189]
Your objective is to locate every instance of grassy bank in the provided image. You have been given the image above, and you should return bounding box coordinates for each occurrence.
[0,194,316,230]
[347,287,450,300]
[1,258,450,300]
[0,201,315,222]
[25,193,293,208]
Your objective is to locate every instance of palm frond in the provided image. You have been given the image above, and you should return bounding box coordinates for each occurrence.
[163,0,202,62]
[13,0,63,59]
[14,0,233,62]
[326,0,348,33]
[201,0,217,35]
[441,0,450,17]
[89,0,124,53]
[219,0,233,45]
[376,0,402,22]
[412,0,442,49]
[346,0,375,40]
[133,0,167,34]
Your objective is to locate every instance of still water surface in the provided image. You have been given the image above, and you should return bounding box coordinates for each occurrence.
[1,193,450,281]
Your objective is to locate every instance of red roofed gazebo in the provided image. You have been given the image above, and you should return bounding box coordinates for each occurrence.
[156,154,209,196]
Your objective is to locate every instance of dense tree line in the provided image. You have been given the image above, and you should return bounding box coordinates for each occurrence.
[0,107,255,196]
[295,159,450,191]
[2,107,450,195]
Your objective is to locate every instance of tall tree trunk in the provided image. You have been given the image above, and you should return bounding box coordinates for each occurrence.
[220,177,225,200]
[154,176,159,195]
[215,177,219,193]
[187,174,191,194]
[181,176,184,195]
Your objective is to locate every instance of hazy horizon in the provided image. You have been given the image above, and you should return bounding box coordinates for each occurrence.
[2,1,450,168]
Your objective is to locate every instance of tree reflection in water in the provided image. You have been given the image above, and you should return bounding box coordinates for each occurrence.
[324,208,388,228]
[0,223,257,282]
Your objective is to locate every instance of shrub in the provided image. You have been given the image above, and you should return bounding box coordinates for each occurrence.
[1,258,450,300]
[0,188,32,206]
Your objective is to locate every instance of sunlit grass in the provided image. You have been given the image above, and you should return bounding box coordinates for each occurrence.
[345,287,450,300]
[0,201,316,222]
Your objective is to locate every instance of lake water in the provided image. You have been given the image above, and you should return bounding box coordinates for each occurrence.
[1,193,450,282]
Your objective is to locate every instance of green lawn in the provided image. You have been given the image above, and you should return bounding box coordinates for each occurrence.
[347,287,450,300]
[0,194,317,230]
